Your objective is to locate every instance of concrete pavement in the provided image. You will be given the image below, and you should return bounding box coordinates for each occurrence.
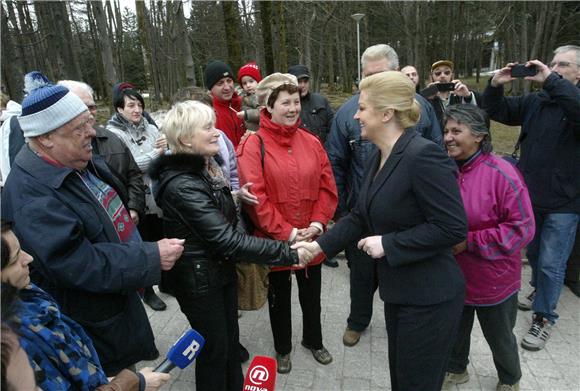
[139,255,580,390]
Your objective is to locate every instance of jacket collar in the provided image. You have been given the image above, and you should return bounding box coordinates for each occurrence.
[366,130,417,205]
[14,144,111,189]
[259,110,301,147]
[14,145,76,189]
[148,152,206,181]
[457,150,486,172]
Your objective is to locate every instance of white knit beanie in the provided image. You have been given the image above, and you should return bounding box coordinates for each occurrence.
[18,84,88,138]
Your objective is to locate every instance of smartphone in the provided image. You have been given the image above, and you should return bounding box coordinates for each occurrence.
[436,83,456,92]
[420,85,438,98]
[511,64,538,78]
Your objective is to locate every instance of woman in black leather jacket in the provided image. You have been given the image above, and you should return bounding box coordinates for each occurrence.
[149,100,308,391]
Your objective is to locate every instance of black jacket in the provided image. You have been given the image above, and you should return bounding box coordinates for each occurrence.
[150,153,299,298]
[482,73,580,213]
[299,92,334,144]
[318,131,467,305]
[92,125,146,217]
[427,91,483,131]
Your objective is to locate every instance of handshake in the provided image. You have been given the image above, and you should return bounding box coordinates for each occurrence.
[291,241,323,268]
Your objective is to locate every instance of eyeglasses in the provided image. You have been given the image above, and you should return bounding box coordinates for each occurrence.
[549,61,578,68]
[433,70,452,76]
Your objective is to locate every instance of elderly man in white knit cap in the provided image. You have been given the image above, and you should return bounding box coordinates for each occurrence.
[1,82,184,376]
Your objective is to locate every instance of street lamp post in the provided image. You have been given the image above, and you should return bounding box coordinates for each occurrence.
[351,13,365,85]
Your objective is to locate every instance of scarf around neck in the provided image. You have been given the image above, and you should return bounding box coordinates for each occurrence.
[15,284,109,391]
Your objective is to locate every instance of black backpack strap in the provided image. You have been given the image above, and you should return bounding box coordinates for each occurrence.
[255,133,265,169]
[8,116,25,164]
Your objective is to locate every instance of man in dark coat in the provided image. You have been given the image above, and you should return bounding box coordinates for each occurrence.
[423,59,482,130]
[1,83,184,375]
[288,64,335,145]
[325,43,443,348]
[482,45,580,352]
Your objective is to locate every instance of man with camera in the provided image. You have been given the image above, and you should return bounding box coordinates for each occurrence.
[423,60,481,129]
[482,45,580,352]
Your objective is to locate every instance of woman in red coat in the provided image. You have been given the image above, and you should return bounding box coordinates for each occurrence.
[237,73,338,374]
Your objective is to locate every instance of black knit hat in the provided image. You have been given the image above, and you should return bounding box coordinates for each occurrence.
[288,64,310,80]
[204,60,234,90]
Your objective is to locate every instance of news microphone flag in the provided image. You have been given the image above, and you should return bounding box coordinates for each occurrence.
[154,329,205,373]
[243,355,277,391]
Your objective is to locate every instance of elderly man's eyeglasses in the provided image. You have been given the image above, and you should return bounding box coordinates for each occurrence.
[433,70,452,76]
[549,61,578,68]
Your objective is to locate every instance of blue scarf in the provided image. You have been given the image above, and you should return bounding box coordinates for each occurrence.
[15,284,109,391]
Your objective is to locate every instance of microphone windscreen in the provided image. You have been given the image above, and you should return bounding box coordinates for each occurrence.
[166,329,205,369]
[242,355,277,391]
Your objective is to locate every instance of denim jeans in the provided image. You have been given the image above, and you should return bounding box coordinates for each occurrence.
[527,212,580,323]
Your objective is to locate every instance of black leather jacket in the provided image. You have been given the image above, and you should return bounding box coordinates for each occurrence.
[92,125,146,217]
[150,153,299,297]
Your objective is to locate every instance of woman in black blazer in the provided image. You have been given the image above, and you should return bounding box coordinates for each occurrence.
[294,71,468,391]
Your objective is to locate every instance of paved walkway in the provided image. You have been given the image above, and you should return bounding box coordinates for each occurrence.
[140,255,580,390]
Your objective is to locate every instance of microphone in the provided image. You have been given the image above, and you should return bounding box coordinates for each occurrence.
[243,355,277,391]
[154,329,205,373]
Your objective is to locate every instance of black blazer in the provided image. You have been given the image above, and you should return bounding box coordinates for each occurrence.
[318,130,467,305]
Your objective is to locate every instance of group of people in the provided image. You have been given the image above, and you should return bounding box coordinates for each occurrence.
[0,40,578,391]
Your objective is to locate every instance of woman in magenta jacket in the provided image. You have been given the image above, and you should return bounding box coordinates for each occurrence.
[442,105,535,391]
[237,73,337,374]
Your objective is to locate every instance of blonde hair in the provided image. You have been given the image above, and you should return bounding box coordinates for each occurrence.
[358,71,421,129]
[163,100,215,153]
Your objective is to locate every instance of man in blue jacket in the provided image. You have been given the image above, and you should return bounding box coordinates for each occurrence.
[1,83,185,375]
[482,45,580,352]
[325,43,442,347]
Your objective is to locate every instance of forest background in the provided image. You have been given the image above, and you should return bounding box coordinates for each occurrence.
[2,0,579,153]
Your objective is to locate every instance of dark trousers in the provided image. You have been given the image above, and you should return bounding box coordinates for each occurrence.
[138,214,164,292]
[448,294,521,385]
[268,264,322,355]
[566,227,580,283]
[175,281,243,391]
[384,292,464,391]
[346,242,378,331]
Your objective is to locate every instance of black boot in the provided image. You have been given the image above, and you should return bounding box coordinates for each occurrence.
[323,258,339,268]
[143,286,167,311]
[239,342,250,363]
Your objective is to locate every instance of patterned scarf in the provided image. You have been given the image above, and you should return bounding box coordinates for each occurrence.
[15,284,109,391]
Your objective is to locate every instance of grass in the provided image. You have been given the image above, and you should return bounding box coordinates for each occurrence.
[320,81,521,156]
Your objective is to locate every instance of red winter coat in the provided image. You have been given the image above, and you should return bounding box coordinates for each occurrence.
[212,93,246,148]
[237,110,338,271]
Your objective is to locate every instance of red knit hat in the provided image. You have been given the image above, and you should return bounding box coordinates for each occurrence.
[237,62,262,84]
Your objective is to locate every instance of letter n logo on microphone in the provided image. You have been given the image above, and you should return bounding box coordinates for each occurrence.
[249,365,269,385]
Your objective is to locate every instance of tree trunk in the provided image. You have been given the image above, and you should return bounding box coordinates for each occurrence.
[221,1,243,72]
[544,3,562,62]
[174,1,195,86]
[259,1,274,75]
[86,1,106,100]
[1,2,23,101]
[92,1,117,93]
[273,2,288,72]
[136,1,160,101]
